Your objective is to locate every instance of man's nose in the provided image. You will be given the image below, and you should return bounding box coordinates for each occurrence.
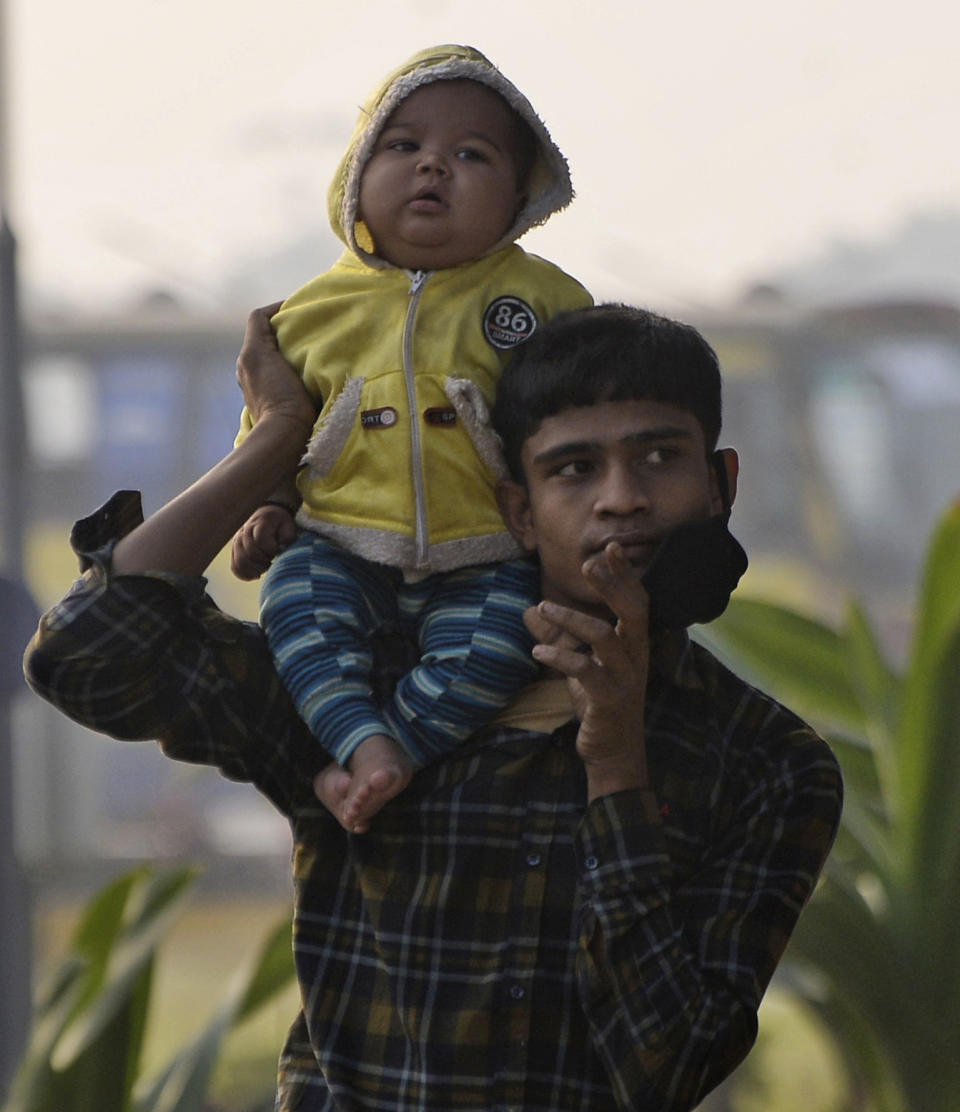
[594,465,648,515]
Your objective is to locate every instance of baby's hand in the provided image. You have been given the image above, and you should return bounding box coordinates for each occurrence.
[231,504,297,580]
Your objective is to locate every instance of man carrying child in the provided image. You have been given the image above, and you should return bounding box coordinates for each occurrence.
[25,303,842,1111]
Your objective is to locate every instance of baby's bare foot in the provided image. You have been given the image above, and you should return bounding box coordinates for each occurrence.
[313,735,412,833]
[342,734,413,833]
[313,763,352,819]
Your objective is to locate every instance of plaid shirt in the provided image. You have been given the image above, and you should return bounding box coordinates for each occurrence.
[25,492,842,1112]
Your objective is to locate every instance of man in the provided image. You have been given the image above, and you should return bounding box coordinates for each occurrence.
[24,304,842,1111]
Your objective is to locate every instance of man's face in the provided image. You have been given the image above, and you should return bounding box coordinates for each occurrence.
[498,399,731,619]
[358,80,523,271]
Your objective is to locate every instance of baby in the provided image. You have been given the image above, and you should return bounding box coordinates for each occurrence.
[232,45,591,832]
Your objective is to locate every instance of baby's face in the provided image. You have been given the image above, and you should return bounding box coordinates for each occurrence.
[358,80,524,271]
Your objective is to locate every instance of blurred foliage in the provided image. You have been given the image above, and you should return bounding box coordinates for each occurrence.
[4,865,293,1112]
[703,498,960,1112]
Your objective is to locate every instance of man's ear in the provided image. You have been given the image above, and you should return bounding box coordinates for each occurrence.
[495,479,538,552]
[710,448,740,514]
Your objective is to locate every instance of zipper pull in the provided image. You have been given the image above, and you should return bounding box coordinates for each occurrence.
[408,269,428,295]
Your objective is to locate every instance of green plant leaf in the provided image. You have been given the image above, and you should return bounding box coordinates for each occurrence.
[51,866,197,1070]
[132,915,293,1112]
[232,915,294,1022]
[784,880,924,1101]
[841,599,898,738]
[704,599,869,736]
[776,963,906,1112]
[6,866,292,1112]
[896,501,960,905]
[898,623,960,969]
[5,867,193,1112]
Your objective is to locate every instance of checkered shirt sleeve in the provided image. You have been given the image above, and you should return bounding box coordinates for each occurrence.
[24,491,335,814]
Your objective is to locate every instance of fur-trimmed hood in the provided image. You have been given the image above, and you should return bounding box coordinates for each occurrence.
[327,44,575,269]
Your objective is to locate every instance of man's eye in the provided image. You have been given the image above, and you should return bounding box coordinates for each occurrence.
[556,460,592,478]
[641,447,678,467]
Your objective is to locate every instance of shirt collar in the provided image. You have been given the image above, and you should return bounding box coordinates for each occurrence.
[650,629,706,693]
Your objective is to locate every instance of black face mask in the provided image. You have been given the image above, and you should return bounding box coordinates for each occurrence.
[641,452,748,632]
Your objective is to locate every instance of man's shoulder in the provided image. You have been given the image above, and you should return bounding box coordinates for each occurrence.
[687,636,841,772]
[678,639,843,841]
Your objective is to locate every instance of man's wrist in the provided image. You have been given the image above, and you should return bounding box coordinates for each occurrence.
[241,409,312,476]
[584,750,649,803]
[253,406,314,445]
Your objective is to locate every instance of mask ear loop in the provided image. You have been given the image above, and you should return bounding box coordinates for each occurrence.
[712,450,733,515]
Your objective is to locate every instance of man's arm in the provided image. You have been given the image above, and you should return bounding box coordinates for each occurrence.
[24,307,322,814]
[572,725,840,1110]
[524,543,842,1110]
[25,535,320,815]
[112,304,315,576]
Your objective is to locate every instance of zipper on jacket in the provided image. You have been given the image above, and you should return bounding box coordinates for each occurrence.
[403,269,431,567]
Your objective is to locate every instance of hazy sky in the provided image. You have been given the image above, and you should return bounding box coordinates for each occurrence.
[6,0,959,313]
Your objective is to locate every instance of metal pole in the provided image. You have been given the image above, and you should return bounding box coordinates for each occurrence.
[0,214,26,578]
[0,579,36,1100]
[0,0,35,1094]
[0,0,25,582]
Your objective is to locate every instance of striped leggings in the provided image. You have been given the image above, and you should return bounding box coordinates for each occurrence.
[260,532,540,767]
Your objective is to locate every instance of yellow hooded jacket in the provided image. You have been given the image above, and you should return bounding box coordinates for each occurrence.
[238,45,591,573]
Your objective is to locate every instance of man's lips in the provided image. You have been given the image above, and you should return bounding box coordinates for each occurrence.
[586,533,661,565]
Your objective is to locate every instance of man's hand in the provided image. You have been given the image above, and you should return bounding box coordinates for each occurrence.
[231,504,298,580]
[236,302,315,432]
[524,542,650,801]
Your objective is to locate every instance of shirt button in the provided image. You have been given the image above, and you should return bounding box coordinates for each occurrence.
[526,852,541,867]
[585,855,599,871]
[510,984,526,1000]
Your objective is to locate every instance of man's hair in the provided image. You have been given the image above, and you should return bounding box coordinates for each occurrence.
[492,304,723,483]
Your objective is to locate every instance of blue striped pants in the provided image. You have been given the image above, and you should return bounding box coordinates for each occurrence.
[260,532,540,767]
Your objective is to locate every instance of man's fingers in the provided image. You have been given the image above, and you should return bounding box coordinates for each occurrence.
[530,639,597,679]
[581,542,649,610]
[238,303,284,370]
[525,543,652,689]
[581,543,650,641]
[248,301,285,337]
[523,603,583,651]
[530,601,633,685]
[236,302,314,428]
[531,600,616,655]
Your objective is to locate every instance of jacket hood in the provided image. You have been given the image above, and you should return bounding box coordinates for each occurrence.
[327,44,575,268]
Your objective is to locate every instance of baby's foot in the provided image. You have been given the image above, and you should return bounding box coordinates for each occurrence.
[343,734,413,832]
[313,734,412,834]
[313,763,352,821]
